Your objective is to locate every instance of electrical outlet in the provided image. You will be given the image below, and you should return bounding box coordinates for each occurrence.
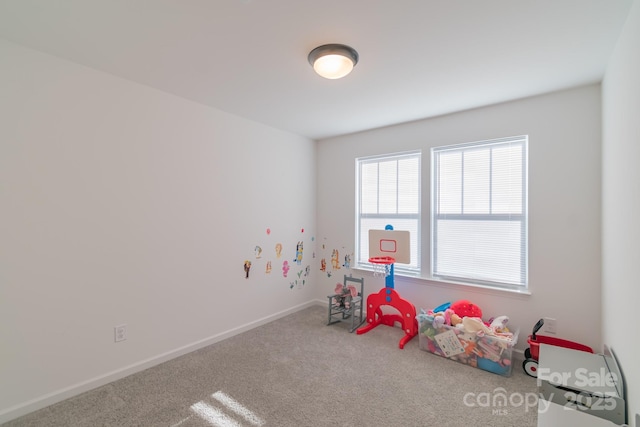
[114,324,127,342]
[542,317,557,334]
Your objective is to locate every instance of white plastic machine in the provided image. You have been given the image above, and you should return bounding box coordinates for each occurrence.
[537,344,625,426]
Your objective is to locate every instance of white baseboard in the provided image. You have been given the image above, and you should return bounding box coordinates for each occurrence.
[3,300,529,424]
[0,300,318,424]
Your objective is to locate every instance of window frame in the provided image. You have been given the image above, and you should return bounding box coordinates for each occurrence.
[430,136,528,290]
[355,150,422,274]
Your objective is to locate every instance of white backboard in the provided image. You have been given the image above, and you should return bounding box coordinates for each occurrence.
[368,229,410,264]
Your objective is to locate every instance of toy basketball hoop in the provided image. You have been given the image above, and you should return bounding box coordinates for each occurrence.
[369,256,395,277]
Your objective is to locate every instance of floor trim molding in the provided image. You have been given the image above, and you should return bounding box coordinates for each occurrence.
[0,300,321,424]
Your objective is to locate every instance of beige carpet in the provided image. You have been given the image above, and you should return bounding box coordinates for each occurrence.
[5,305,538,426]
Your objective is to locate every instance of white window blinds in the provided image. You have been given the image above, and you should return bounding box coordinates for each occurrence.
[431,136,528,288]
[356,151,421,271]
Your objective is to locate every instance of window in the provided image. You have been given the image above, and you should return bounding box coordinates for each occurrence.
[431,136,528,289]
[356,151,421,272]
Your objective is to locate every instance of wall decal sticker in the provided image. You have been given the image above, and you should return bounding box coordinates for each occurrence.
[331,249,341,270]
[243,260,252,279]
[289,266,311,289]
[254,245,262,258]
[275,243,282,258]
[343,253,352,269]
[293,241,303,265]
[282,260,290,277]
[265,261,272,274]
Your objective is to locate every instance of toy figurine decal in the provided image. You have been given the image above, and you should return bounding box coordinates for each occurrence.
[293,241,303,265]
[241,227,315,287]
[343,253,352,269]
[331,249,340,270]
[243,260,251,279]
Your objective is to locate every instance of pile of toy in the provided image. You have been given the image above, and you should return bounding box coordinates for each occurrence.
[416,300,518,376]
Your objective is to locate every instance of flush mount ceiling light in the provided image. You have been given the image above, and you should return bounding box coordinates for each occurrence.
[308,44,359,79]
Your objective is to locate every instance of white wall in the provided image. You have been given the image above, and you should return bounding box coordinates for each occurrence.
[603,0,640,424]
[316,85,603,355]
[4,11,636,421]
[0,39,317,422]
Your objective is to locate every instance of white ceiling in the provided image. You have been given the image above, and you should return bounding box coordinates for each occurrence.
[0,0,634,140]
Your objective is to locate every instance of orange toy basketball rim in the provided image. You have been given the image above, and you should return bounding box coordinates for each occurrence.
[368,256,395,265]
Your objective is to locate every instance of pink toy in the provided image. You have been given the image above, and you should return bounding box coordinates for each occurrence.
[333,282,358,309]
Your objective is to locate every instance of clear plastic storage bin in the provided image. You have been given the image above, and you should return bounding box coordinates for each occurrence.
[417,314,518,377]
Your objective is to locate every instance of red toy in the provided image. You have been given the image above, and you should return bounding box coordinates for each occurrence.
[357,287,417,349]
[357,225,417,349]
[356,255,417,349]
[522,318,593,377]
[450,299,483,319]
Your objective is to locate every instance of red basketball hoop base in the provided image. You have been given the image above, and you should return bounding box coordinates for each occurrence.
[356,287,417,349]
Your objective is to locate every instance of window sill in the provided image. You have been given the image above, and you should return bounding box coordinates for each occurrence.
[352,266,532,298]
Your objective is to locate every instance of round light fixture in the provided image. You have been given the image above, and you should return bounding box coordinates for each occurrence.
[308,44,359,79]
